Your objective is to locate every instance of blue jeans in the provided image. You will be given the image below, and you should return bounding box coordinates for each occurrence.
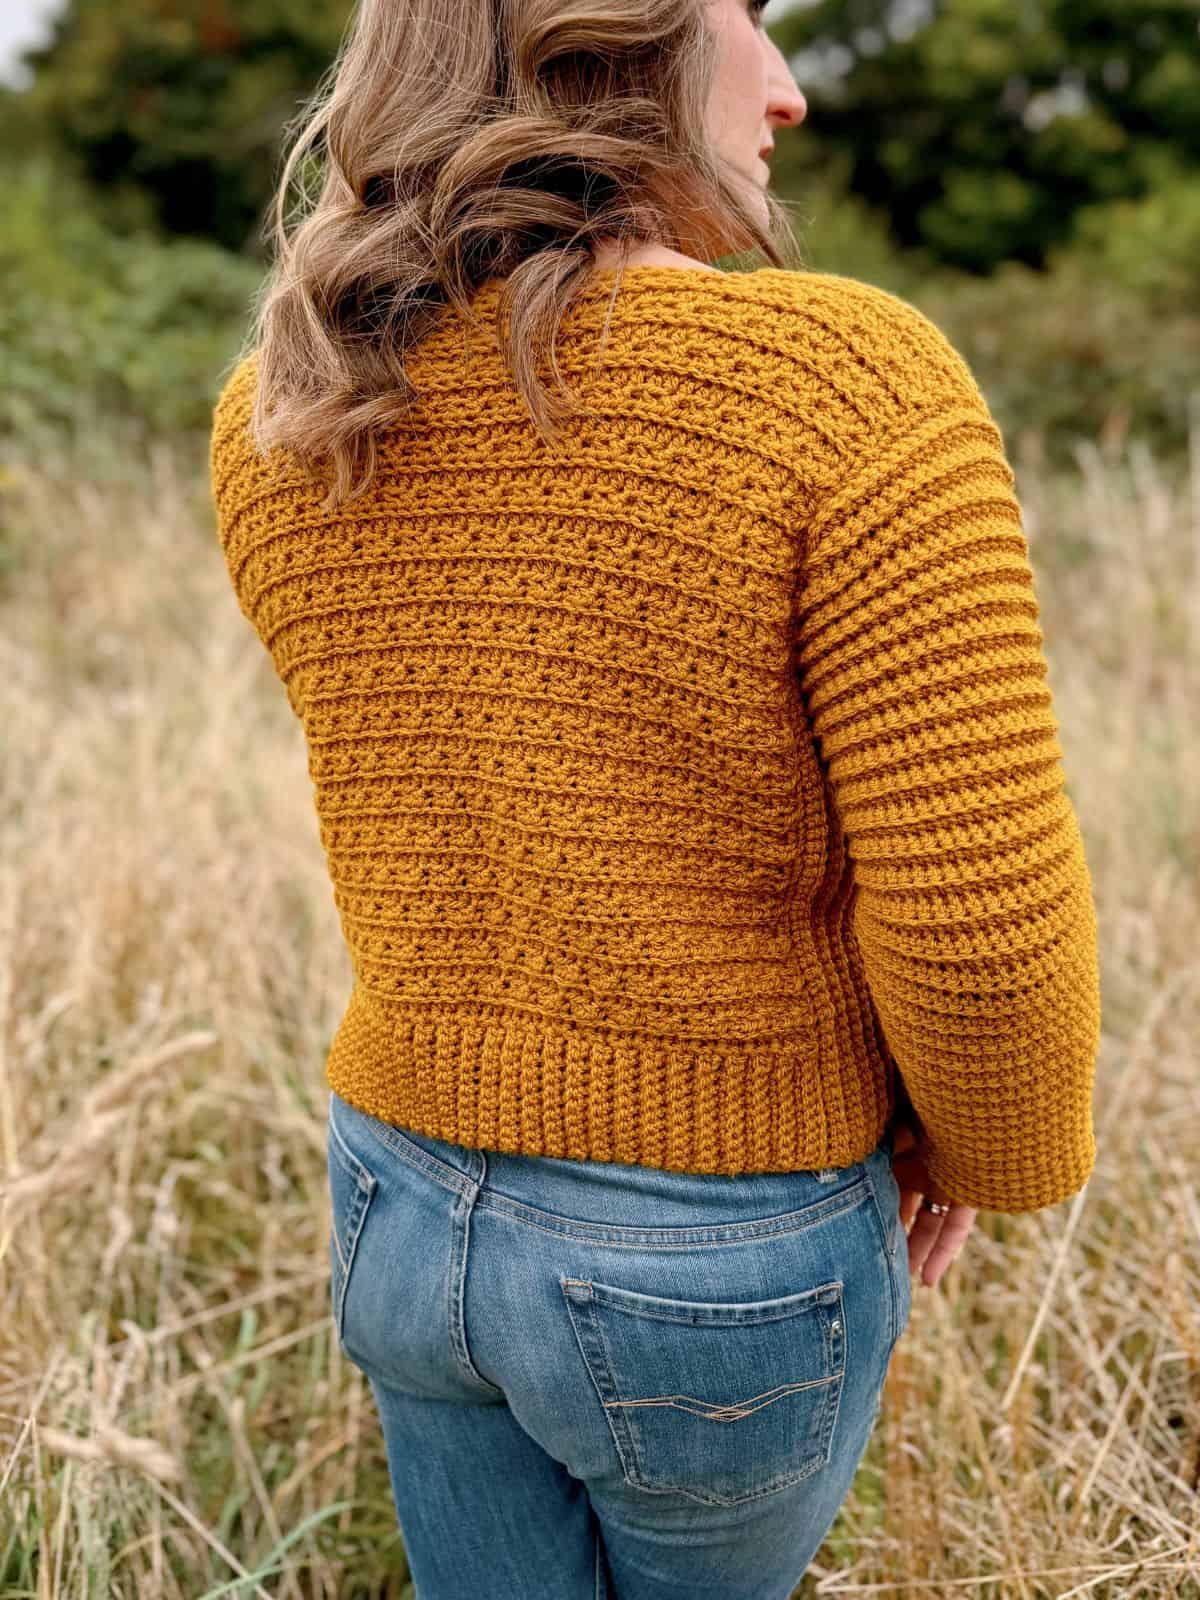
[326,1089,912,1599]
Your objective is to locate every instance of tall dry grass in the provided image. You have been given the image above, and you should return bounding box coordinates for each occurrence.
[0,402,1196,1598]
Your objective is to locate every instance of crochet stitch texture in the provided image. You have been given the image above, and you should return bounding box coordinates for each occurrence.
[210,266,1101,1212]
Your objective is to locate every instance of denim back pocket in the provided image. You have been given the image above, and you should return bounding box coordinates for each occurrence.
[327,1105,378,1348]
[561,1275,845,1507]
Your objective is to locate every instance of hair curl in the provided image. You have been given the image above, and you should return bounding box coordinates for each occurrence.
[239,0,806,511]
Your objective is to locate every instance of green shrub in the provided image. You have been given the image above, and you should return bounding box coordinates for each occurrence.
[0,150,263,444]
[927,253,1199,471]
[1055,159,1200,313]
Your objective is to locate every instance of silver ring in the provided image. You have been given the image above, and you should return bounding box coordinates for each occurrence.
[922,1199,951,1215]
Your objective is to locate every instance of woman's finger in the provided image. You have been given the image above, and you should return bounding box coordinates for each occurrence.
[907,1205,977,1288]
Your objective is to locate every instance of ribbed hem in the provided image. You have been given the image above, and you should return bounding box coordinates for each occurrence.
[323,982,889,1177]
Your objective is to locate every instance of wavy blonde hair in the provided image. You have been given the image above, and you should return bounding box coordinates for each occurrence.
[241,0,806,510]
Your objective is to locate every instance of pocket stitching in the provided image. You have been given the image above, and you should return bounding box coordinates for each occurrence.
[327,1110,378,1345]
[863,1161,901,1348]
[602,1374,840,1420]
[582,1277,843,1326]
[329,1195,349,1281]
[561,1283,640,1488]
[561,1276,846,1507]
[333,1171,375,1345]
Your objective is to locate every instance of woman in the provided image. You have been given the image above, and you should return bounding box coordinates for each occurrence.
[209,0,1101,1590]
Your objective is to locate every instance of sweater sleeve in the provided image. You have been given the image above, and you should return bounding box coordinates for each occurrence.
[208,353,305,720]
[209,354,259,626]
[791,373,1101,1214]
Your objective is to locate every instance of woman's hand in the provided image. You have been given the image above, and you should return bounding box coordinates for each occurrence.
[890,1124,978,1290]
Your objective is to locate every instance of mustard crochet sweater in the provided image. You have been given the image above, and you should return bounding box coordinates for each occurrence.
[210,266,1101,1213]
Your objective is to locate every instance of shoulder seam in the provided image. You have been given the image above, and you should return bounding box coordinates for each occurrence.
[796,384,1009,595]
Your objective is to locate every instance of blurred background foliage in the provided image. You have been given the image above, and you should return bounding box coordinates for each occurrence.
[1,0,1197,466]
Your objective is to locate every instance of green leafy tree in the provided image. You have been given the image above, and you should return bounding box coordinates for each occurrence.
[21,0,352,252]
[773,0,1200,274]
[0,148,266,440]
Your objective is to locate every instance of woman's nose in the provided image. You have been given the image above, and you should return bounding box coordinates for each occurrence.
[766,51,807,130]
[774,86,806,128]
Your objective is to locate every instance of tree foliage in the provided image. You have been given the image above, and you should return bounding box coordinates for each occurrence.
[773,0,1199,274]
[20,0,352,252]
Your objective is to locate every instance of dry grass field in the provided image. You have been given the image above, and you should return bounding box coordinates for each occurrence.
[0,406,1196,1597]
